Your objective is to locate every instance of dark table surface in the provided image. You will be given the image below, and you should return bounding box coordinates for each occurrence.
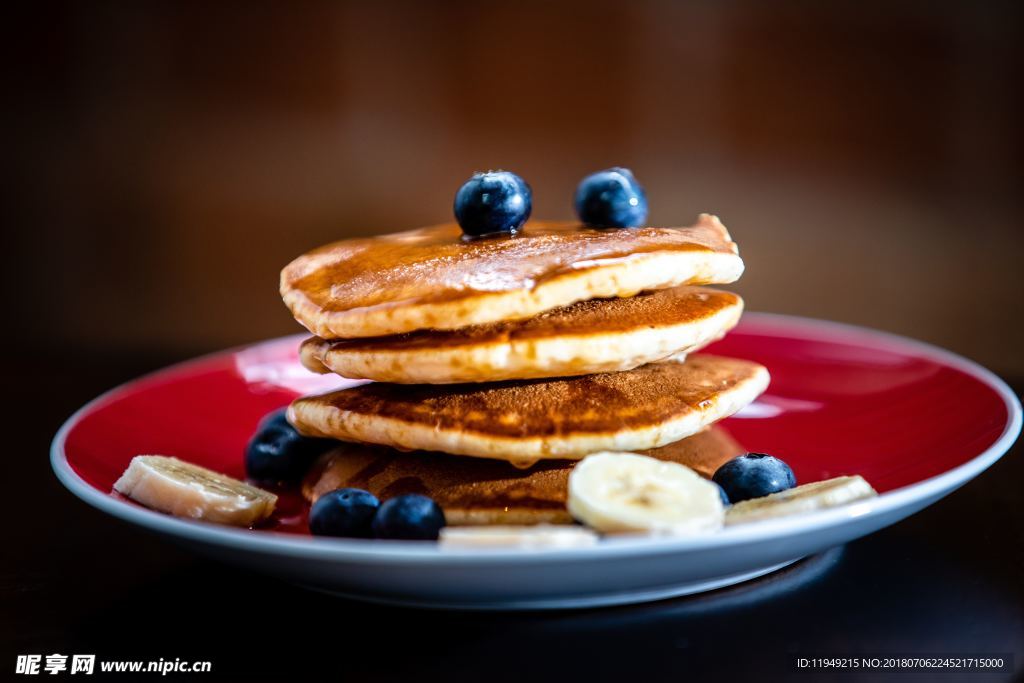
[4,352,1022,683]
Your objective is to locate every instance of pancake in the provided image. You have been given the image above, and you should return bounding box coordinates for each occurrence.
[281,214,743,339]
[301,427,745,525]
[288,355,769,464]
[299,287,743,383]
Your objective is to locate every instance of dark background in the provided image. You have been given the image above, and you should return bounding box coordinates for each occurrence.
[3,2,1023,681]
[5,0,1023,374]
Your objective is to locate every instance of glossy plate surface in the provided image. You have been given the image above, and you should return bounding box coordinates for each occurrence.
[52,314,1021,609]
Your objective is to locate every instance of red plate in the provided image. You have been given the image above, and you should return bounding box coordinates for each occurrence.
[51,313,1021,608]
[61,313,1013,502]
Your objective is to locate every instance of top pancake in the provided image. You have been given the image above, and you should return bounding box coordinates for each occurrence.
[281,214,743,339]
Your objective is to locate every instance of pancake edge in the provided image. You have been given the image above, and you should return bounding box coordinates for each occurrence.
[300,295,743,383]
[287,364,769,462]
[281,216,744,339]
[425,508,572,526]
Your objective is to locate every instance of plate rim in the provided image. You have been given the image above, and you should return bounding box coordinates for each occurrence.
[51,312,1022,565]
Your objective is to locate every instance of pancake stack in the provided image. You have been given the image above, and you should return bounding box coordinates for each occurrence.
[280,214,768,525]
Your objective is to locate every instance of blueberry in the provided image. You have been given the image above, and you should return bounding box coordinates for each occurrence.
[256,407,290,432]
[309,488,380,538]
[245,409,334,485]
[372,494,446,540]
[712,453,796,503]
[574,167,648,228]
[454,171,532,238]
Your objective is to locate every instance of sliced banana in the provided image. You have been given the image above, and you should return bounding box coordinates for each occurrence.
[113,455,278,527]
[439,525,599,550]
[725,475,876,525]
[568,452,724,535]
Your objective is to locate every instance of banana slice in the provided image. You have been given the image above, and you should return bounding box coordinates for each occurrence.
[568,452,724,535]
[113,455,277,527]
[725,475,876,525]
[439,525,599,550]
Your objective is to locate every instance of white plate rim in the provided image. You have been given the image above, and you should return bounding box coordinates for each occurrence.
[50,313,1022,565]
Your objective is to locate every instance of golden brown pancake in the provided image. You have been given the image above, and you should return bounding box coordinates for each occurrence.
[302,427,745,525]
[299,287,743,383]
[288,355,769,464]
[280,214,743,339]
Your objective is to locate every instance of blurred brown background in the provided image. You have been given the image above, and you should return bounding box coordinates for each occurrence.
[7,1,1024,375]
